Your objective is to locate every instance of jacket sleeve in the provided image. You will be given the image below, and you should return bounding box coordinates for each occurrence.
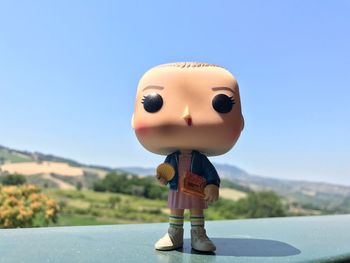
[163,154,174,186]
[164,154,171,164]
[201,155,220,187]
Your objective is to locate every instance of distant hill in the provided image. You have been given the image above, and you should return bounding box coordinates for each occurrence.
[213,163,350,212]
[0,145,79,165]
[1,144,350,213]
[0,145,116,190]
[120,164,350,213]
[118,166,155,176]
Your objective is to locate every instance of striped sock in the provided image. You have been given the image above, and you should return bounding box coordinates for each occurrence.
[190,215,205,228]
[169,215,184,229]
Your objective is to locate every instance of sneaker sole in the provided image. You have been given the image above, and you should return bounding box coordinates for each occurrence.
[155,243,183,251]
[191,245,216,253]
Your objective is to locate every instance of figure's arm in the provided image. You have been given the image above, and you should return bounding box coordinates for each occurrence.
[202,155,220,187]
[202,155,220,202]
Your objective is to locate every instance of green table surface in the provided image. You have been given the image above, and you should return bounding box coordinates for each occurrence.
[0,214,349,263]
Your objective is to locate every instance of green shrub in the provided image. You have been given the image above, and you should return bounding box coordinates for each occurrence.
[1,174,27,185]
[235,191,287,218]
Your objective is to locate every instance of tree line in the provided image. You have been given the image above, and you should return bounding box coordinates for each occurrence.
[93,172,168,200]
[93,172,287,218]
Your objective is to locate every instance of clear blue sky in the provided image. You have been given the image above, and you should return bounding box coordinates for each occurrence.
[1,1,349,185]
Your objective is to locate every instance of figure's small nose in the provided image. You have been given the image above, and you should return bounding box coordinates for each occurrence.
[182,106,192,126]
[182,106,190,119]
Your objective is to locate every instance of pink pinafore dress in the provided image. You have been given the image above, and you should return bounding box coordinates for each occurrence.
[167,153,208,209]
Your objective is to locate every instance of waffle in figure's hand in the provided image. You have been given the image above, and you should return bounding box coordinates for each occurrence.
[156,163,175,181]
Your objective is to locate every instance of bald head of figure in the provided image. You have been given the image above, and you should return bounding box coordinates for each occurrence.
[132,62,244,156]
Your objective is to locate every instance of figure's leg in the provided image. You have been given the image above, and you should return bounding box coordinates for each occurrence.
[169,208,185,229]
[189,209,205,228]
[155,209,184,250]
[190,209,216,252]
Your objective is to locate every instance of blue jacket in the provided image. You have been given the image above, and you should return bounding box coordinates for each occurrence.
[164,150,220,190]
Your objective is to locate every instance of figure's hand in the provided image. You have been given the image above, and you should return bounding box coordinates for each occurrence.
[204,184,219,202]
[156,163,174,186]
[156,173,168,186]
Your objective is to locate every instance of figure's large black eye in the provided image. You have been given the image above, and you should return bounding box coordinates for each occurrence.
[212,94,235,113]
[142,93,163,113]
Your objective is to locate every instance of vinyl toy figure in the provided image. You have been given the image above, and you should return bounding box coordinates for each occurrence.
[132,62,244,252]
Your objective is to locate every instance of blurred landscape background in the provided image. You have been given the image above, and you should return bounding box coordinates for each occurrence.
[1,144,349,228]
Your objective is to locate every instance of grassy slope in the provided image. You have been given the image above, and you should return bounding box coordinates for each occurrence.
[0,149,32,163]
[43,188,252,227]
[44,189,169,226]
[220,187,247,201]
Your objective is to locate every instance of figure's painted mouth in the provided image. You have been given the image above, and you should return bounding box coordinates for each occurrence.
[185,117,192,126]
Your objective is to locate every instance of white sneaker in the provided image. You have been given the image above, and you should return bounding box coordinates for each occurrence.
[191,227,216,252]
[155,227,184,251]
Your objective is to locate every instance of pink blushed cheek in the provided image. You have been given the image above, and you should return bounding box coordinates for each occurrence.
[134,122,149,136]
[220,130,235,144]
[228,126,241,142]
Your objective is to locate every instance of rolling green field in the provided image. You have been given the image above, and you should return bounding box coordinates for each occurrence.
[44,189,170,226]
[42,188,257,227]
[42,187,293,227]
